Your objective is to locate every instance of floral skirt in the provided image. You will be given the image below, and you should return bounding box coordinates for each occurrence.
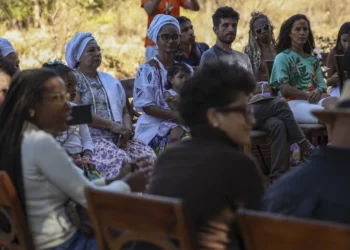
[148,133,191,155]
[93,137,157,179]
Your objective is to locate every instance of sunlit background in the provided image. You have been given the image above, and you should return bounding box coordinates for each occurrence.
[0,0,348,78]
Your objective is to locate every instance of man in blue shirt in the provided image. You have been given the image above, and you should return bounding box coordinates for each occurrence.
[263,82,350,225]
[173,16,209,67]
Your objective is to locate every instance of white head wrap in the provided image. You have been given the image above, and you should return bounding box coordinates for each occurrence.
[65,32,94,68]
[0,38,16,57]
[147,14,180,44]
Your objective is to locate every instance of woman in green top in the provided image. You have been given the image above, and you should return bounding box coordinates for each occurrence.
[270,14,337,124]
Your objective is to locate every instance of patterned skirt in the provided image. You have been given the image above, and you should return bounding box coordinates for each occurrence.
[148,133,191,156]
[93,137,157,179]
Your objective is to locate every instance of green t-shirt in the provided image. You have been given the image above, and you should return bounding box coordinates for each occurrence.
[270,49,327,100]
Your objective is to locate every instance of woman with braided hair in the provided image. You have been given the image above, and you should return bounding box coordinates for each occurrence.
[244,12,276,81]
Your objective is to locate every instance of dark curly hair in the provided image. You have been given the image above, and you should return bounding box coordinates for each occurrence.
[42,61,73,81]
[179,61,256,128]
[176,16,191,25]
[334,22,350,54]
[166,62,191,90]
[212,6,240,27]
[276,14,315,54]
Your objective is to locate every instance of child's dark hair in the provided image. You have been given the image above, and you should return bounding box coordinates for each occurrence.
[42,61,73,81]
[166,63,191,90]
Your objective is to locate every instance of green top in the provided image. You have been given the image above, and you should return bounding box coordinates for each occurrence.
[270,49,327,101]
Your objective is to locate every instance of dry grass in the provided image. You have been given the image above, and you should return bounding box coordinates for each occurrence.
[1,0,349,79]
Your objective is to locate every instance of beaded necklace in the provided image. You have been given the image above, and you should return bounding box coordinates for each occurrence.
[79,71,113,121]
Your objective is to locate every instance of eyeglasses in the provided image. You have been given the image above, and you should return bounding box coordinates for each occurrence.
[215,105,254,120]
[255,23,270,34]
[158,34,181,43]
[47,92,70,104]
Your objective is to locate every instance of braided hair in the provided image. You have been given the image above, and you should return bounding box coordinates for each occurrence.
[0,69,58,232]
[244,12,276,73]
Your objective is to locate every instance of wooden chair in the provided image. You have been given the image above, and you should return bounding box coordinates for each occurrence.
[0,171,35,250]
[264,59,327,144]
[120,78,140,123]
[265,60,278,96]
[237,208,350,250]
[335,55,346,93]
[85,188,197,250]
[244,131,271,174]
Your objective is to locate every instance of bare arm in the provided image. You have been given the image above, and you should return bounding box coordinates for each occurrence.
[183,0,200,11]
[122,106,133,131]
[143,106,179,120]
[326,50,339,86]
[143,0,161,15]
[280,84,308,100]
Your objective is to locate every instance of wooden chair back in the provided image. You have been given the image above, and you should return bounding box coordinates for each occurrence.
[237,208,350,250]
[264,60,279,96]
[120,78,140,122]
[85,188,197,250]
[120,78,134,99]
[0,171,35,250]
[320,52,329,67]
[335,55,346,93]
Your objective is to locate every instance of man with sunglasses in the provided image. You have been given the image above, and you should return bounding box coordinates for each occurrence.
[0,58,17,105]
[201,7,315,183]
[141,0,200,62]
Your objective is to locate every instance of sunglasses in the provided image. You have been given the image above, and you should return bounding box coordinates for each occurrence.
[158,34,181,43]
[215,105,254,120]
[255,24,270,34]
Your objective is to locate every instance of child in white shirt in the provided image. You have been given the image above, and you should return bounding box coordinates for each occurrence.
[159,63,191,143]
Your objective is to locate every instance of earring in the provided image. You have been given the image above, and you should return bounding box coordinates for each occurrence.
[255,36,258,39]
[213,122,219,128]
[29,109,35,117]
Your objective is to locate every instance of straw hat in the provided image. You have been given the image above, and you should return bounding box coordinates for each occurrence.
[312,80,350,124]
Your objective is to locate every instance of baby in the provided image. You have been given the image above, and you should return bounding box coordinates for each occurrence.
[157,63,191,143]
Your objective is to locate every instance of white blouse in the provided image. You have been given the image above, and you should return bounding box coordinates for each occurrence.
[56,103,94,155]
[21,122,130,249]
[133,57,169,144]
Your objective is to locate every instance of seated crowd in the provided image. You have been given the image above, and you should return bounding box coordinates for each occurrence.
[1,4,350,250]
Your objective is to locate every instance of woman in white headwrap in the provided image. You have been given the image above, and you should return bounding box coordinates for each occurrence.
[133,14,189,155]
[65,32,156,179]
[0,38,20,70]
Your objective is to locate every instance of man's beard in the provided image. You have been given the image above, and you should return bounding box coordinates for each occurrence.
[218,36,235,45]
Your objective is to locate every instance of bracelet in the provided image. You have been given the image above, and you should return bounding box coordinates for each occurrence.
[83,151,93,160]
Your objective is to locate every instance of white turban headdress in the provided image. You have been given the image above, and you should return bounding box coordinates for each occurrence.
[0,38,16,58]
[65,32,94,68]
[147,14,180,44]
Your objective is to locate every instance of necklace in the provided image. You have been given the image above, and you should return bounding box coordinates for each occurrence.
[79,71,113,121]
